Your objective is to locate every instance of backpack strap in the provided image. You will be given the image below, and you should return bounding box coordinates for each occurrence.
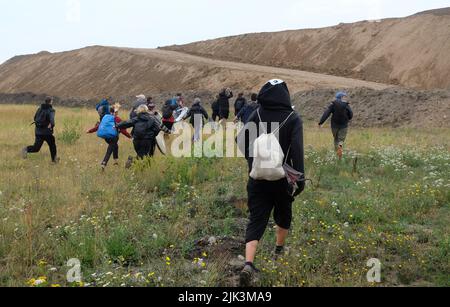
[257,109,295,135]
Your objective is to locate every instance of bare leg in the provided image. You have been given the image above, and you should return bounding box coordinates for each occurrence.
[245,241,259,263]
[276,226,289,247]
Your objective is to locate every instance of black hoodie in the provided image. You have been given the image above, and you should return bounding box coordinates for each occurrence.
[34,104,56,136]
[238,80,305,190]
[186,102,209,126]
[117,112,161,140]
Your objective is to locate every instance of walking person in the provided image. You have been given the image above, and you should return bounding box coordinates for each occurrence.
[234,93,247,117]
[218,88,233,120]
[237,80,305,287]
[87,104,132,170]
[211,95,220,122]
[117,105,161,161]
[318,91,353,160]
[185,98,209,142]
[22,97,59,163]
[235,93,259,124]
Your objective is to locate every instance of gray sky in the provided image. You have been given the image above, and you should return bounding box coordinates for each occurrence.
[1,0,449,64]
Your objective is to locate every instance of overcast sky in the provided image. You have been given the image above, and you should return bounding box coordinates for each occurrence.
[1,0,449,64]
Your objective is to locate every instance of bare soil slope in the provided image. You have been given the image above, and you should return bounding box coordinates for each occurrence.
[164,8,450,90]
[0,47,387,100]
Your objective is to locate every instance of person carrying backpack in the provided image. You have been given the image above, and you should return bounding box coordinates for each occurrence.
[87,104,132,170]
[237,80,305,287]
[117,105,161,160]
[235,93,259,124]
[318,91,353,160]
[162,96,181,131]
[234,93,247,116]
[218,88,233,120]
[22,97,59,163]
[185,98,209,142]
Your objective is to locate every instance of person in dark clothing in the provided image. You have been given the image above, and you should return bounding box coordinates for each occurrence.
[235,93,259,124]
[22,97,59,163]
[117,105,161,160]
[318,91,353,159]
[185,98,209,142]
[162,97,181,131]
[234,93,247,116]
[237,80,305,287]
[211,96,220,122]
[218,88,233,120]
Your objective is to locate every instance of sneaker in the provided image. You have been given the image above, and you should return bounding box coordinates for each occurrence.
[21,147,28,159]
[52,157,60,164]
[273,246,285,261]
[125,156,133,169]
[337,145,343,160]
[101,163,106,172]
[113,160,119,166]
[239,264,258,287]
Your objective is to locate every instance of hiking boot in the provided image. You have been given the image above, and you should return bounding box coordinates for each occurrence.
[337,145,343,160]
[125,156,133,169]
[21,147,28,159]
[273,246,285,261]
[239,264,259,287]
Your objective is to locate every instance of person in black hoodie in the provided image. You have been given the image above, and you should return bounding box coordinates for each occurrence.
[117,105,161,160]
[22,97,59,163]
[218,88,233,120]
[234,93,247,116]
[211,95,220,122]
[237,80,305,287]
[185,98,209,142]
[318,91,353,159]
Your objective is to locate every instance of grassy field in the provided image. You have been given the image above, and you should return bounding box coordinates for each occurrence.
[0,104,449,287]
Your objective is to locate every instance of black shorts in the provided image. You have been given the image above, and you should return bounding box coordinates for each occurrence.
[245,178,295,243]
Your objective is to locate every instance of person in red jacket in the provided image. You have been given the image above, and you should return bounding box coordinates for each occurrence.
[87,104,132,170]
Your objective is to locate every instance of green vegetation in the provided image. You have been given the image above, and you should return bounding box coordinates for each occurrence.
[0,105,448,287]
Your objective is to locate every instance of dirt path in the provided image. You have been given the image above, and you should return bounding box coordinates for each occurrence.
[116,47,391,92]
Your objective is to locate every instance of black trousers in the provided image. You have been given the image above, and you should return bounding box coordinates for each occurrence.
[246,178,295,243]
[133,139,155,159]
[27,134,57,162]
[102,137,119,166]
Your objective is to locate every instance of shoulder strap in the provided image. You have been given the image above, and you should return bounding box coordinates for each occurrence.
[258,109,295,135]
[273,112,295,135]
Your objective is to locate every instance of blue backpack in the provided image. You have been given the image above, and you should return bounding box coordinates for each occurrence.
[97,115,118,139]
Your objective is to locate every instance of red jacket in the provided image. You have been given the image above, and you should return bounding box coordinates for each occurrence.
[88,116,132,139]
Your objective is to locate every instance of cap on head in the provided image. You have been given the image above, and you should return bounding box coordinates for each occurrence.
[336,92,348,100]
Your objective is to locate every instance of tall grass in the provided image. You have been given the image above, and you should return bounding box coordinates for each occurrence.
[0,105,448,287]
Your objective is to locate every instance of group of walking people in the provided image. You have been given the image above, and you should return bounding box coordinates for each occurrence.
[22,81,353,287]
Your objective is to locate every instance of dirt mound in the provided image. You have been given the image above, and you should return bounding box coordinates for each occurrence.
[0,46,388,101]
[164,9,450,90]
[294,87,450,127]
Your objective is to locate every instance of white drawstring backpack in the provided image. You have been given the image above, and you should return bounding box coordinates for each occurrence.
[250,109,294,181]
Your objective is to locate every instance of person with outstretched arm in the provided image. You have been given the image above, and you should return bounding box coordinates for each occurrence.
[117,105,161,161]
[318,91,354,160]
[237,80,305,287]
[22,97,59,163]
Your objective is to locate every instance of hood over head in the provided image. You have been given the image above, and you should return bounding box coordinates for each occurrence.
[257,79,292,111]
